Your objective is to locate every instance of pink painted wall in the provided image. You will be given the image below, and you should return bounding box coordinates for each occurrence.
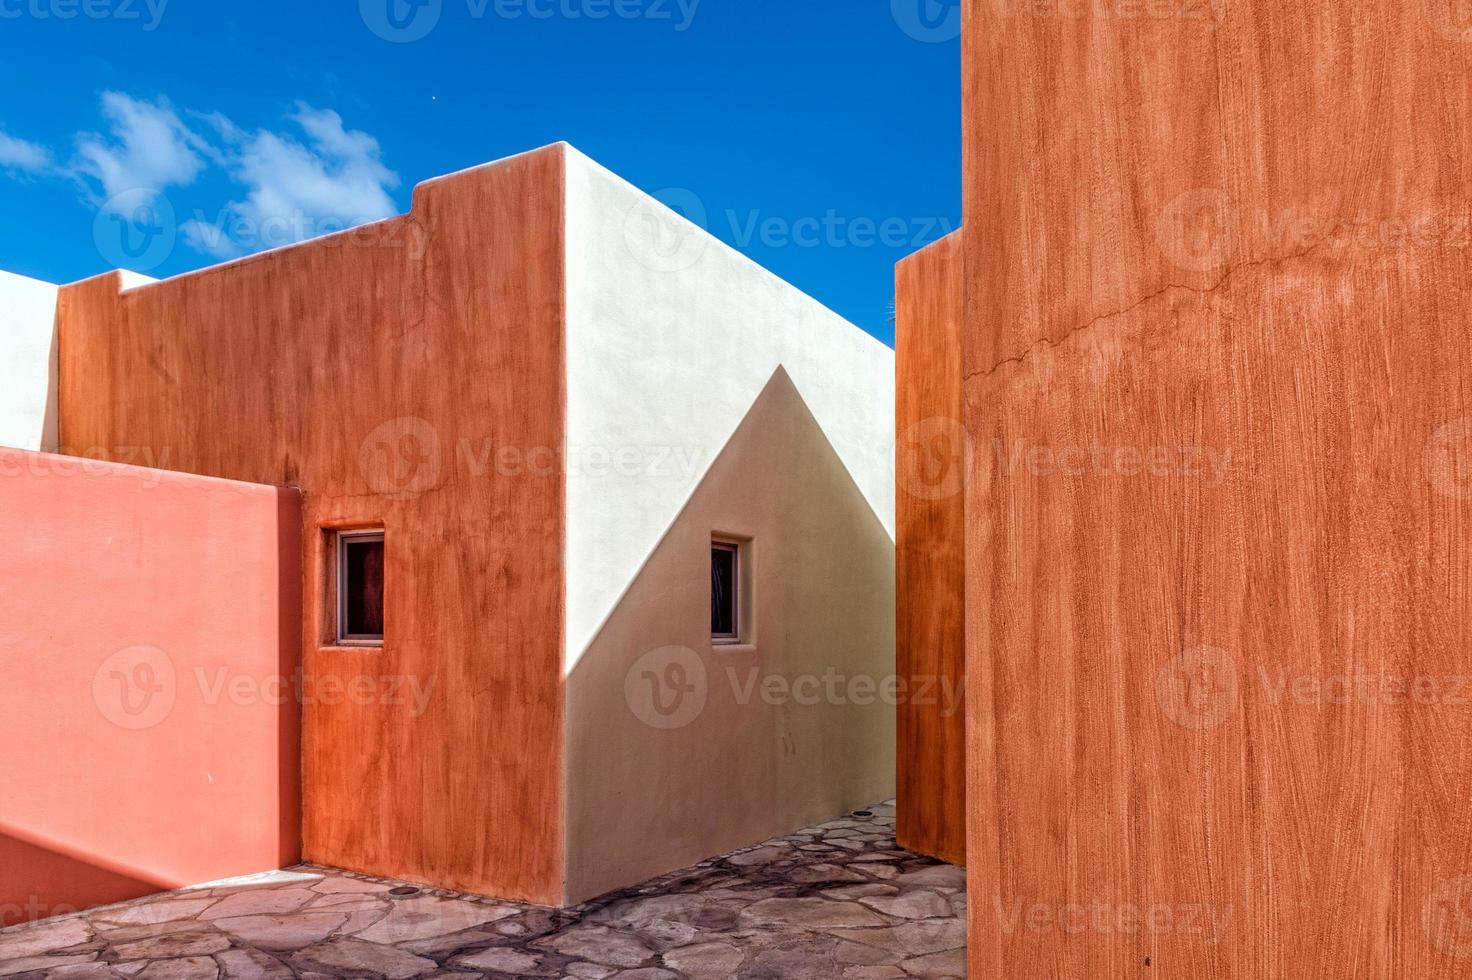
[0,448,301,926]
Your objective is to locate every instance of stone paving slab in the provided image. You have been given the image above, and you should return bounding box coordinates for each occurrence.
[0,803,966,979]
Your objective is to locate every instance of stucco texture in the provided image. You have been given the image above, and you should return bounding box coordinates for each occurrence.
[55,146,568,906]
[961,2,1472,977]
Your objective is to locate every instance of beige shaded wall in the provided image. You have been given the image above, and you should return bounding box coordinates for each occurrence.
[564,370,896,903]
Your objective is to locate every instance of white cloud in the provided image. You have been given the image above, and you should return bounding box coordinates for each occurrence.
[236,104,400,231]
[73,92,211,204]
[190,110,245,145]
[182,102,401,258]
[0,130,52,173]
[177,216,242,259]
[1,92,402,261]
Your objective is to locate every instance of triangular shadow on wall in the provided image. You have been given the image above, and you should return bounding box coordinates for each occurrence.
[563,365,897,904]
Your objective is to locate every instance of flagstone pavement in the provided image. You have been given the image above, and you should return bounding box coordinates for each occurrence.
[0,803,966,979]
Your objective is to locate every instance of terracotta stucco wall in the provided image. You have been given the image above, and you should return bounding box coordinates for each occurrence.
[56,146,568,905]
[0,449,300,925]
[895,232,966,866]
[963,2,1472,977]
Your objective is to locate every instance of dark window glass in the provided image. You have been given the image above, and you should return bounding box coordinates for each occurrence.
[712,543,737,640]
[343,535,385,639]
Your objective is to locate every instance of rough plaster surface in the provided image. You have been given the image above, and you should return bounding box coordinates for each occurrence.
[961,3,1472,977]
[56,147,569,906]
[894,232,966,867]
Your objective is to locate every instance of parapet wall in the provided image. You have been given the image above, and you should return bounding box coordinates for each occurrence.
[0,448,301,925]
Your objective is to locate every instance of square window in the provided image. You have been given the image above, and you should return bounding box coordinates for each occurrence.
[337,530,385,645]
[712,541,740,643]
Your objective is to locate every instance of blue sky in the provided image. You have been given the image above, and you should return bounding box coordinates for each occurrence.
[0,0,960,346]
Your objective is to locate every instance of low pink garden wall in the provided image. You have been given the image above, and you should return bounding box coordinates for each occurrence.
[0,448,301,925]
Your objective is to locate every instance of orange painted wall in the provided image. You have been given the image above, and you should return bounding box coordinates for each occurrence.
[895,231,966,866]
[56,146,568,905]
[962,3,1472,978]
[0,449,300,926]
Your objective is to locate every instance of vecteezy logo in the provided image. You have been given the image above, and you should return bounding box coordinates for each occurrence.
[892,0,962,42]
[1423,0,1472,42]
[1155,646,1239,731]
[93,188,176,272]
[1156,188,1238,273]
[360,417,443,500]
[1426,417,1472,501]
[360,0,443,42]
[93,646,177,730]
[899,416,971,501]
[1425,876,1472,957]
[624,646,708,730]
[622,187,710,274]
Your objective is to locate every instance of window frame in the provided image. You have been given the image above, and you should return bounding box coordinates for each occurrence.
[336,529,386,647]
[711,539,741,645]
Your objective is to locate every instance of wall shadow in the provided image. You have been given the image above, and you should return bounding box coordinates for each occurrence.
[275,488,306,871]
[564,366,897,903]
[42,314,59,452]
[0,828,166,927]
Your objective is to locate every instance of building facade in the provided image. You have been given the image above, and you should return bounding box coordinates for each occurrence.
[5,143,896,910]
[893,2,1472,976]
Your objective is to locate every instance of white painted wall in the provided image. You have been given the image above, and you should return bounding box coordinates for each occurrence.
[0,270,60,453]
[118,270,159,292]
[562,148,897,902]
[563,148,896,669]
